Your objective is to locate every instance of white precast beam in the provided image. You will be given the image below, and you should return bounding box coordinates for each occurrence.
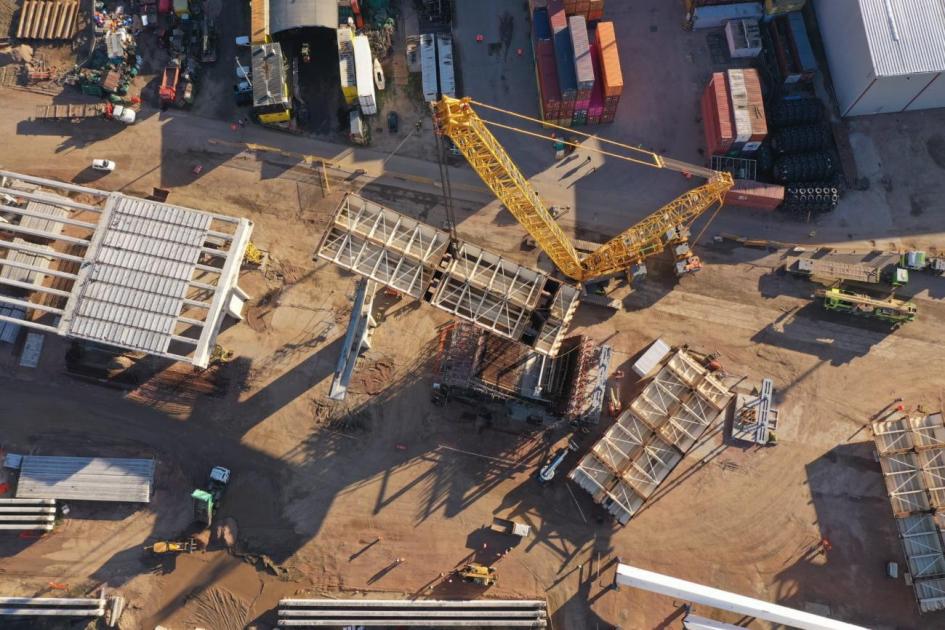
[280,610,542,618]
[0,499,56,505]
[279,600,547,608]
[0,170,110,198]
[684,613,745,630]
[614,564,868,630]
[0,204,97,229]
[0,524,53,530]
[277,622,544,627]
[0,607,104,616]
[0,314,59,334]
[0,598,101,605]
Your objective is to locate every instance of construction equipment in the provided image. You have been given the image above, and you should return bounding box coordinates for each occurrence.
[433,97,734,282]
[816,287,916,326]
[490,517,532,538]
[33,102,136,124]
[146,539,196,554]
[159,59,181,108]
[458,563,497,586]
[191,466,230,526]
[901,251,945,274]
[537,448,569,484]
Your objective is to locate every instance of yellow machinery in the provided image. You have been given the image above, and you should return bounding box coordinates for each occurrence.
[433,97,734,282]
[146,539,196,554]
[459,563,497,586]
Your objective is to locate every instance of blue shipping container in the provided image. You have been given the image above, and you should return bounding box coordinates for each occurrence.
[554,28,577,98]
[787,12,817,73]
[534,8,551,41]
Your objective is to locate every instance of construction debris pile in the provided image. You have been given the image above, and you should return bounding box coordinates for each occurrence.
[72,6,142,103]
[434,322,611,427]
[570,346,733,524]
[871,410,945,613]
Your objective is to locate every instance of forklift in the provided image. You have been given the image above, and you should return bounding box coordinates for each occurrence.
[458,563,497,586]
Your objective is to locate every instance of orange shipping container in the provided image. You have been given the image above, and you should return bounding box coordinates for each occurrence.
[596,21,623,98]
[742,67,767,151]
[724,179,784,210]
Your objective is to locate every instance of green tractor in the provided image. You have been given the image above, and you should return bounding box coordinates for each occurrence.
[192,466,230,527]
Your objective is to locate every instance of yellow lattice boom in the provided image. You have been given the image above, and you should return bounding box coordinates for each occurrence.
[433,96,734,282]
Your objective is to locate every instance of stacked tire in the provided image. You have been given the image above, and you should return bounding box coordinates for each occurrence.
[770,98,823,127]
[773,153,836,183]
[782,183,840,214]
[770,124,830,155]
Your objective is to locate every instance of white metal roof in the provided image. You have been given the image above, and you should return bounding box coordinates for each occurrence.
[858,0,945,76]
[0,170,254,366]
[15,456,155,503]
[268,0,336,36]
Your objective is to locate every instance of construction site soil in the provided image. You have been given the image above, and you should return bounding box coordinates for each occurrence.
[2,1,945,628]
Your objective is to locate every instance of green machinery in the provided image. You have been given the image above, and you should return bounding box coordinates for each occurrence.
[816,288,916,325]
[192,466,230,526]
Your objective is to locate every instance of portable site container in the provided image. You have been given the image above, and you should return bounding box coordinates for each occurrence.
[702,72,734,156]
[554,27,577,101]
[353,34,377,114]
[337,26,358,105]
[548,0,567,32]
[420,33,438,102]
[536,39,562,117]
[596,22,623,98]
[436,33,455,98]
[570,15,594,92]
[741,68,767,152]
[724,179,785,210]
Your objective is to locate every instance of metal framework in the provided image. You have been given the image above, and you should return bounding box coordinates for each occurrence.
[329,278,377,400]
[570,348,732,523]
[433,96,734,281]
[0,170,253,367]
[14,455,155,503]
[317,194,580,356]
[871,410,945,612]
[732,378,779,445]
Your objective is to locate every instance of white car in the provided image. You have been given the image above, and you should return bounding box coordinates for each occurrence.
[91,159,116,172]
[235,35,250,47]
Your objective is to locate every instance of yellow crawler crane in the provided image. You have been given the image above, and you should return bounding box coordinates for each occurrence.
[433,97,734,282]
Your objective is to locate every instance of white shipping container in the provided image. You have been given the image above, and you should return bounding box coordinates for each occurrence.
[420,33,438,102]
[353,35,377,114]
[436,33,455,98]
[726,69,752,145]
[691,2,763,29]
[725,19,762,59]
[632,338,671,378]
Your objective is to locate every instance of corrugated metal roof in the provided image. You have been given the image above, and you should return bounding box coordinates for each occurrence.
[63,196,212,355]
[268,0,336,36]
[858,0,945,76]
[251,42,289,108]
[0,239,53,284]
[16,456,155,503]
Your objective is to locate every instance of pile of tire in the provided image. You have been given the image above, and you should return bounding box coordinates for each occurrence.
[773,152,836,183]
[755,143,774,178]
[782,183,840,213]
[770,124,830,155]
[770,98,823,127]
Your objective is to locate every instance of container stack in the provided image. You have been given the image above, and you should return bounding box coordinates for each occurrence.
[570,16,593,126]
[420,33,437,102]
[596,21,622,123]
[533,9,562,122]
[702,68,766,157]
[436,33,456,98]
[588,42,604,124]
[550,0,577,126]
[563,0,605,21]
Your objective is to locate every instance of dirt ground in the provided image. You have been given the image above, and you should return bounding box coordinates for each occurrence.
[2,1,945,629]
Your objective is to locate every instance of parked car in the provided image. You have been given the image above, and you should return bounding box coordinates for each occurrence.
[235,35,250,47]
[387,111,399,133]
[91,159,116,172]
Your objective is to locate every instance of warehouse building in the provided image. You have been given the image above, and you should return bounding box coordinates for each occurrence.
[814,0,945,117]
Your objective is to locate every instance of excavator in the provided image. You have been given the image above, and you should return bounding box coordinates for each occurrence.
[432,96,734,282]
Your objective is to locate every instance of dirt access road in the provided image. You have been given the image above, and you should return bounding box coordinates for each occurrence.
[2,80,945,629]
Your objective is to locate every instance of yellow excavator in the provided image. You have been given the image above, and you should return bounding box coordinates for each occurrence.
[433,97,734,282]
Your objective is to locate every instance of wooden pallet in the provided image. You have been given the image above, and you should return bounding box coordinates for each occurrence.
[16,0,79,40]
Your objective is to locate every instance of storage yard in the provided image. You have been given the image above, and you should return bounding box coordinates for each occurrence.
[2,0,945,629]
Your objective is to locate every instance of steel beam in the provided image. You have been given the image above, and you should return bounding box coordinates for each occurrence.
[0,170,109,198]
[614,564,868,630]
[0,204,97,229]
[0,258,77,281]
[0,239,85,263]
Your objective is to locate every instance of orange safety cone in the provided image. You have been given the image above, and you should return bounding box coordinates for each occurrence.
[476,34,484,43]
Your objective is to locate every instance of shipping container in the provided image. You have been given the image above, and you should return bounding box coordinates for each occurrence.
[724,179,785,210]
[692,3,763,29]
[600,111,615,123]
[534,8,552,41]
[701,72,734,156]
[589,42,604,118]
[536,39,562,114]
[554,28,578,101]
[596,22,623,98]
[337,26,358,105]
[764,0,805,17]
[725,19,762,58]
[570,16,594,91]
[786,12,817,75]
[741,67,767,152]
[420,33,438,102]
[353,34,377,114]
[548,0,567,32]
[726,68,751,152]
[436,33,456,98]
[588,0,604,21]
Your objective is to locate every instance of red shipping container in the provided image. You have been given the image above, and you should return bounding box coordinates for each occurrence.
[536,40,562,112]
[575,99,591,110]
[742,67,767,152]
[702,72,734,156]
[724,180,785,210]
[548,0,567,32]
[596,22,624,98]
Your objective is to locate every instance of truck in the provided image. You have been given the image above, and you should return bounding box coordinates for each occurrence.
[160,59,181,108]
[191,466,230,526]
[816,287,917,326]
[33,102,136,124]
[490,517,531,538]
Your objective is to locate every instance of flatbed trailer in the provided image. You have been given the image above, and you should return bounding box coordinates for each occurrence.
[816,287,916,325]
[33,102,135,124]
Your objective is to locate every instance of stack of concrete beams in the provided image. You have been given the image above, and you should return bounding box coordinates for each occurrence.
[16,0,79,40]
[0,498,56,531]
[0,596,105,617]
[277,599,548,627]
